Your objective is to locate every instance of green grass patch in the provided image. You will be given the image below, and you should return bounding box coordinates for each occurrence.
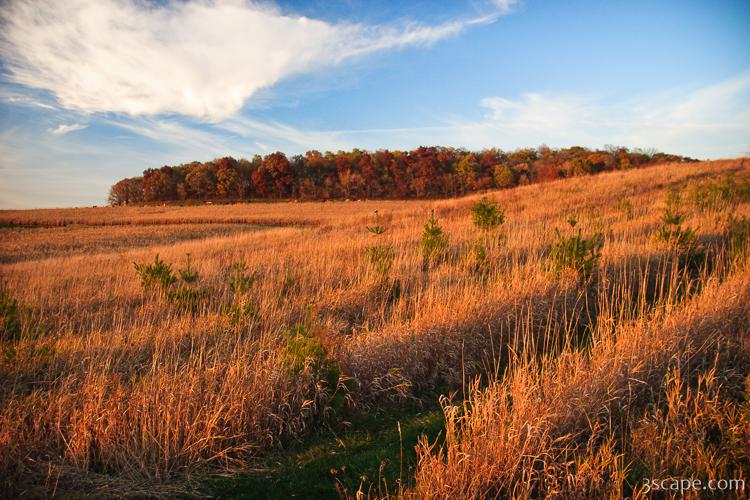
[208,402,445,499]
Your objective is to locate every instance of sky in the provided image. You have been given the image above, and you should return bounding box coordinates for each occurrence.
[0,0,749,208]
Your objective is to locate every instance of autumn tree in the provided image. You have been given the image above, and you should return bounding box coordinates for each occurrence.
[253,152,294,198]
[143,166,179,202]
[374,150,395,197]
[251,160,274,198]
[388,151,412,197]
[476,149,498,189]
[564,157,593,177]
[184,163,216,199]
[534,160,562,183]
[456,153,480,193]
[215,157,242,199]
[299,150,331,199]
[359,152,382,198]
[586,153,612,172]
[108,177,143,206]
[410,147,441,198]
[493,164,516,188]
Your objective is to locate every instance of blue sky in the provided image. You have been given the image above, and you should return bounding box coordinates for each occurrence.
[1,0,749,208]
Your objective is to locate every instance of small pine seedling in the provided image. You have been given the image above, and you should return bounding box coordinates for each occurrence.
[227,261,256,295]
[421,210,449,266]
[134,254,177,294]
[366,210,387,235]
[177,253,199,283]
[470,197,505,231]
[549,226,604,280]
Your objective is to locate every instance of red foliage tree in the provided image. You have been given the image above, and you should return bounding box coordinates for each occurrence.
[534,161,562,183]
[184,163,216,199]
[215,157,241,199]
[387,152,412,197]
[265,152,294,198]
[143,166,179,202]
[410,147,441,198]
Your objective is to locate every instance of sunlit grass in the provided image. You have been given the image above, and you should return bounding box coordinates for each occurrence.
[0,158,748,497]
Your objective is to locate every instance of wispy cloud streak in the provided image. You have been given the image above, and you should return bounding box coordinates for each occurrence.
[50,123,87,135]
[0,0,511,121]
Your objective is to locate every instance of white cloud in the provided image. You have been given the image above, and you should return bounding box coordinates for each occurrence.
[50,123,87,135]
[43,71,749,163]
[0,0,504,121]
[5,96,57,111]
[480,93,595,133]
[458,74,750,158]
[0,86,58,110]
[109,118,232,157]
[226,73,747,159]
[217,115,352,152]
[489,0,522,14]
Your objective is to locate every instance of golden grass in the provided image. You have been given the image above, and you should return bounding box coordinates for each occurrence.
[0,224,269,264]
[0,198,427,228]
[408,263,750,499]
[0,158,748,496]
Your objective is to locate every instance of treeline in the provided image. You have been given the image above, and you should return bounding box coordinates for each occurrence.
[108,146,694,205]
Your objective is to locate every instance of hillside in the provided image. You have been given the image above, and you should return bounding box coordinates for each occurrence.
[1,158,749,497]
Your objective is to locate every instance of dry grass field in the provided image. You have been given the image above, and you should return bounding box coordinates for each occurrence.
[1,159,749,497]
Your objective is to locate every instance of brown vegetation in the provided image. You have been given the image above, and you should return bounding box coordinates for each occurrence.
[0,158,748,497]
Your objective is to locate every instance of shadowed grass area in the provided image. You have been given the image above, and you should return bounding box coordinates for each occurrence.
[210,402,445,499]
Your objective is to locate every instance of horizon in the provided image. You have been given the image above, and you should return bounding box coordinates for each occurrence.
[1,0,749,209]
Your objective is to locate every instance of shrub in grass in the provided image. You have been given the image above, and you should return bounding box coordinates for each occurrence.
[366,244,395,279]
[283,311,341,398]
[222,297,259,324]
[465,240,490,279]
[664,228,700,254]
[167,285,209,314]
[549,219,603,279]
[133,254,176,294]
[177,253,199,284]
[223,261,259,324]
[657,190,690,238]
[727,215,750,265]
[366,210,387,236]
[656,189,705,271]
[692,174,750,213]
[227,261,256,295]
[470,197,505,232]
[364,211,396,280]
[134,254,209,312]
[0,290,22,342]
[0,290,44,344]
[692,184,719,213]
[363,211,400,305]
[421,210,448,267]
[381,277,402,304]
